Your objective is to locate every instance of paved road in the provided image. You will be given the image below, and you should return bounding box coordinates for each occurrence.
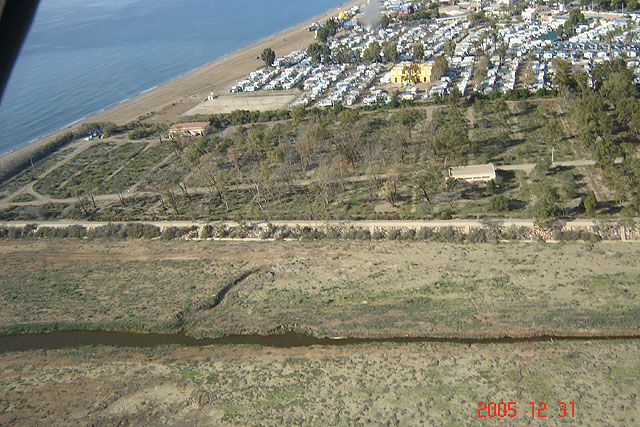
[495,159,601,174]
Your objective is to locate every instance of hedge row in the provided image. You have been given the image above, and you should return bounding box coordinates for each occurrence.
[0,223,606,242]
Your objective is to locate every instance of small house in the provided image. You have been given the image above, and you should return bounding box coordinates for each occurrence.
[168,122,209,138]
[448,163,496,183]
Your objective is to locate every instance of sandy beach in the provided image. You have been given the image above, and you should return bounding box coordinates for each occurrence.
[0,0,362,171]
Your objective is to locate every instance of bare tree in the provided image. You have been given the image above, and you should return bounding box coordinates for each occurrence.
[415,168,444,205]
[379,166,401,207]
[197,157,230,211]
[295,134,313,172]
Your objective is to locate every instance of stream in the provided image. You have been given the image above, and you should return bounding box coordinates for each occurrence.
[1,331,639,354]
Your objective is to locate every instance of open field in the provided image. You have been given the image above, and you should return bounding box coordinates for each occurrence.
[0,340,638,425]
[183,92,298,115]
[1,239,638,338]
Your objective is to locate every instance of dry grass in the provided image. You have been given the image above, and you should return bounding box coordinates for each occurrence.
[1,239,639,338]
[0,340,638,425]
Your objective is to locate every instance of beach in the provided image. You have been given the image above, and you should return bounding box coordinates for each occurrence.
[0,0,362,172]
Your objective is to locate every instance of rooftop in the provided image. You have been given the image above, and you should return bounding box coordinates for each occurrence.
[448,163,496,178]
[169,122,209,131]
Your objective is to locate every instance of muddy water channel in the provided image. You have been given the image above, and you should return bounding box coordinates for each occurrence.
[1,331,639,354]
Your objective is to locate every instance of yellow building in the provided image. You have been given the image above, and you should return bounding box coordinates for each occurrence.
[390,62,433,85]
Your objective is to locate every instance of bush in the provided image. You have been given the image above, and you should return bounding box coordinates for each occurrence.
[143,224,161,239]
[502,225,528,240]
[213,223,227,238]
[67,225,87,238]
[436,226,456,242]
[440,210,453,220]
[387,229,401,240]
[89,223,122,238]
[488,194,510,211]
[162,226,188,240]
[355,229,371,240]
[400,229,415,240]
[341,228,359,240]
[372,231,385,240]
[200,224,213,239]
[416,227,433,240]
[468,227,488,243]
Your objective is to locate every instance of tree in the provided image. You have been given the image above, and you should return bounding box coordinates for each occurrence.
[332,46,355,64]
[592,58,633,91]
[468,11,486,27]
[521,62,535,88]
[473,56,489,87]
[432,107,470,161]
[533,183,561,227]
[383,41,399,63]
[316,26,330,43]
[379,167,401,207]
[307,43,331,64]
[593,140,620,168]
[392,108,423,132]
[261,48,275,67]
[415,168,443,205]
[444,40,456,57]
[325,18,340,37]
[532,157,551,180]
[295,134,313,172]
[552,57,573,91]
[362,41,382,63]
[570,91,612,147]
[488,194,510,211]
[379,14,391,29]
[331,110,363,167]
[583,191,597,216]
[413,43,424,62]
[432,55,448,80]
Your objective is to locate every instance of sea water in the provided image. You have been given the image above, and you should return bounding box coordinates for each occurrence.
[0,0,346,155]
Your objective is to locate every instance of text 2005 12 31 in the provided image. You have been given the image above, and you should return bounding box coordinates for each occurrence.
[478,402,575,418]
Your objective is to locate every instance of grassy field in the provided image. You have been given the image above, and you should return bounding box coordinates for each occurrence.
[0,340,637,425]
[1,239,638,338]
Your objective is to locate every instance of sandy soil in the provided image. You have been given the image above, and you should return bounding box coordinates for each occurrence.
[0,0,363,172]
[1,239,639,338]
[183,92,299,116]
[0,340,638,425]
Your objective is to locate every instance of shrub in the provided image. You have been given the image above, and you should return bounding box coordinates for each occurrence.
[142,224,161,239]
[488,194,510,211]
[416,227,433,240]
[67,225,87,238]
[468,227,488,243]
[583,191,597,216]
[326,229,340,239]
[440,209,453,220]
[436,226,456,242]
[355,229,371,240]
[161,227,184,240]
[213,223,227,238]
[341,228,358,240]
[387,229,401,240]
[372,231,385,240]
[503,225,528,240]
[400,229,415,240]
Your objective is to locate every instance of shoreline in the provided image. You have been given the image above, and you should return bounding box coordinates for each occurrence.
[0,0,362,171]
